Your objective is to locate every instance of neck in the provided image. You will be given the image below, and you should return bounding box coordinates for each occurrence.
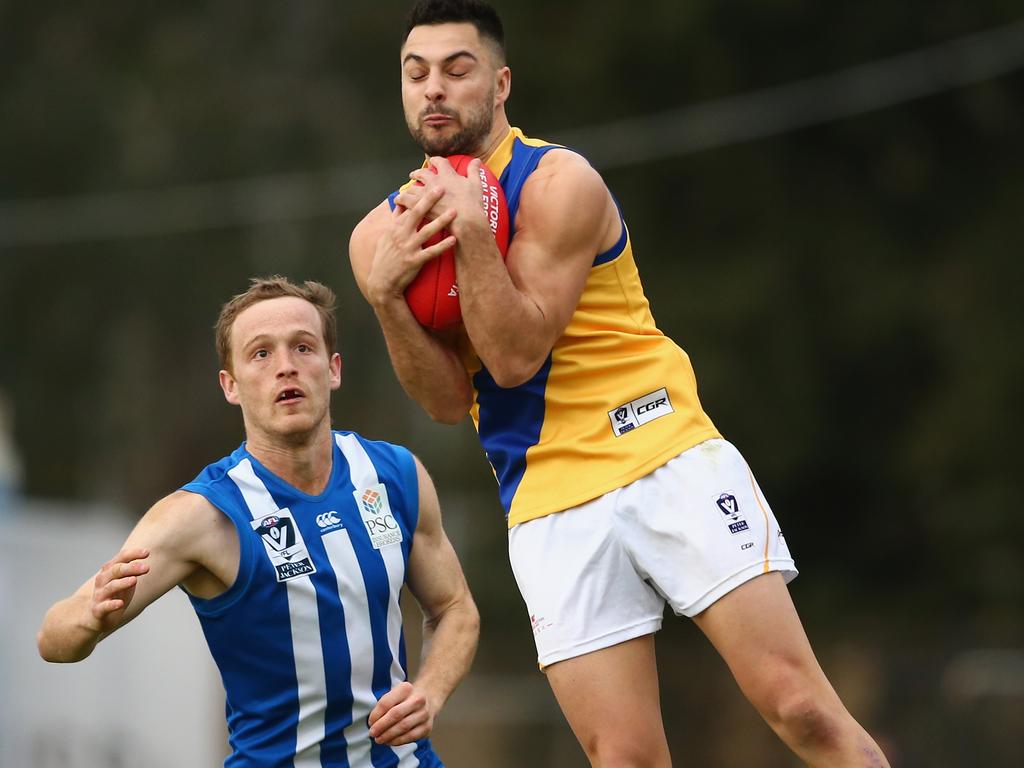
[245,424,334,496]
[478,113,512,161]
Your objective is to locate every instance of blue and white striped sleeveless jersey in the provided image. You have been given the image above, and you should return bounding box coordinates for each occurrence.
[182,430,443,768]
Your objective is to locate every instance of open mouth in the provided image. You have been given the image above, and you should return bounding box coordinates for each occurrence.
[276,388,304,404]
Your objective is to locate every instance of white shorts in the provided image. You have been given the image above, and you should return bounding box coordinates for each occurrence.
[508,439,798,667]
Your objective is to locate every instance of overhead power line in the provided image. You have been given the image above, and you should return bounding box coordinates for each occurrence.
[1,19,1022,248]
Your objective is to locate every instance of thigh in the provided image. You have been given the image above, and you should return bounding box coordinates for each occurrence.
[545,635,672,767]
[692,572,839,713]
[618,439,798,617]
[508,493,665,668]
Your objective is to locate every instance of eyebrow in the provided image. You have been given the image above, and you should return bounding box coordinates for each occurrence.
[240,329,318,354]
[402,50,479,67]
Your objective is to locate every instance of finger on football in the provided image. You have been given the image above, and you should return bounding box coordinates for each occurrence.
[417,208,456,240]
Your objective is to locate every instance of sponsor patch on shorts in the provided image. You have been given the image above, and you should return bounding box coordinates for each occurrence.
[715,492,750,534]
[608,387,674,437]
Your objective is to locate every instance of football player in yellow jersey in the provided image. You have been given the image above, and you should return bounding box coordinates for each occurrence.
[349,1,892,766]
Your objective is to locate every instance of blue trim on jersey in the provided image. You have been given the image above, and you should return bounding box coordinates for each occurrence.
[593,195,627,266]
[498,138,561,234]
[181,433,441,768]
[473,355,553,516]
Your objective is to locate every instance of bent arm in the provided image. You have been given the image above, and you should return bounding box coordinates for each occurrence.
[405,456,479,709]
[349,200,474,423]
[37,491,219,662]
[410,152,621,388]
[368,456,479,746]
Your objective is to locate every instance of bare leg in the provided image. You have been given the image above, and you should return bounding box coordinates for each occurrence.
[545,635,672,768]
[693,572,891,767]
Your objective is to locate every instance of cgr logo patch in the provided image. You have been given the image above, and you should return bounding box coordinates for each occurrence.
[608,387,674,437]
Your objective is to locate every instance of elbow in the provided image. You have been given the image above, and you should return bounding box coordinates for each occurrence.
[421,388,473,425]
[488,356,546,389]
[426,404,468,426]
[37,629,63,663]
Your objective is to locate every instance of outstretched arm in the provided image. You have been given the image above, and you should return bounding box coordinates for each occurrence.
[37,490,233,662]
[350,194,474,424]
[368,456,480,746]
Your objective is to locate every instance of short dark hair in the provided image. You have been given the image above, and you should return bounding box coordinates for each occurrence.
[215,276,337,372]
[404,0,506,61]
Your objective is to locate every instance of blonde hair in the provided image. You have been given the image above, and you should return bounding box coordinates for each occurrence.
[215,276,337,371]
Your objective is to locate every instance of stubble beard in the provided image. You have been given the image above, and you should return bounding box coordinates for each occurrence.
[409,89,496,157]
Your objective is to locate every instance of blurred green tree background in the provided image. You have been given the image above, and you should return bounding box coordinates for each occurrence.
[2,2,1022,765]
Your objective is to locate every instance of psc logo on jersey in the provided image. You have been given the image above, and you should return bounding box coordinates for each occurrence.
[251,508,317,582]
[354,483,403,550]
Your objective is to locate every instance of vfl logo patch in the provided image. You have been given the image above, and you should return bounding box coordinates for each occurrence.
[354,483,403,550]
[608,387,674,437]
[252,508,317,582]
[315,511,344,534]
[716,492,750,534]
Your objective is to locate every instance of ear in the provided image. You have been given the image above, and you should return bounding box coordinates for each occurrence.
[494,66,511,108]
[329,353,343,391]
[219,369,241,405]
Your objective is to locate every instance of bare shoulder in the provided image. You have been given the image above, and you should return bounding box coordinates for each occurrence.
[136,490,233,555]
[514,148,619,259]
[146,488,222,525]
[410,453,443,539]
[522,149,608,206]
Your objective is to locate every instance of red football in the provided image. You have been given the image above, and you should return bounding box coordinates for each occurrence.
[404,155,510,329]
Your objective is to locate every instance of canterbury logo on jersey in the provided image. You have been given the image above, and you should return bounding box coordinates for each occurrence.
[608,387,675,437]
[315,511,344,533]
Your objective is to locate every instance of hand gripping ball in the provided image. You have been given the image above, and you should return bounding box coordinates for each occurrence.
[404,156,510,329]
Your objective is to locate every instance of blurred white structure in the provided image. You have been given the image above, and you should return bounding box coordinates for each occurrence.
[0,501,226,768]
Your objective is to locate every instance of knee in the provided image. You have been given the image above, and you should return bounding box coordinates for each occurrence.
[770,690,846,751]
[747,662,850,752]
[581,732,671,768]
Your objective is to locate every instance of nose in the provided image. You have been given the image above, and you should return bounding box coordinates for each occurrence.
[424,69,446,103]
[275,349,298,378]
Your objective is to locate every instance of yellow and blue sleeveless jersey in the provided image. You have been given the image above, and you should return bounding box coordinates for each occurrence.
[473,128,720,526]
[389,127,720,528]
[182,431,442,768]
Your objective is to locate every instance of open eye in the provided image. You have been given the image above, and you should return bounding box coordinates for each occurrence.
[254,349,269,360]
[297,343,311,354]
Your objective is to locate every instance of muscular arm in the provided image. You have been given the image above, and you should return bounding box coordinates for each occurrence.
[368,456,479,746]
[349,197,474,423]
[37,490,237,663]
[406,151,622,387]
